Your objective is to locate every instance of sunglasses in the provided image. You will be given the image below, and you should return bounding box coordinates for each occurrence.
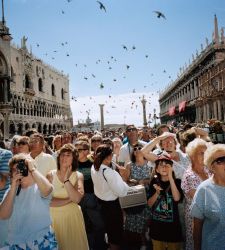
[134,146,142,151]
[212,156,225,165]
[127,128,137,132]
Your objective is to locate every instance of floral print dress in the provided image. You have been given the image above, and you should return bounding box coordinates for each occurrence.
[181,166,210,250]
[124,162,152,233]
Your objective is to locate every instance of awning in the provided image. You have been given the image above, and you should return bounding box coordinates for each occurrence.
[179,101,186,113]
[168,106,176,116]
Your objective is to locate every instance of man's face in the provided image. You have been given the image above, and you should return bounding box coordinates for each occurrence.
[126,127,138,144]
[29,136,44,154]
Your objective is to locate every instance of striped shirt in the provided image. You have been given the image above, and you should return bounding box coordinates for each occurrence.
[0,148,12,201]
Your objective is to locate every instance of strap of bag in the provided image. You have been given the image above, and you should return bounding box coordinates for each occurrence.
[102,168,107,182]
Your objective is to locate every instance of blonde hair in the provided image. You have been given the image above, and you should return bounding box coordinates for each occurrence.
[204,144,225,170]
[185,138,208,159]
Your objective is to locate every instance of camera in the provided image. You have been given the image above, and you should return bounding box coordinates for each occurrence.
[16,159,28,177]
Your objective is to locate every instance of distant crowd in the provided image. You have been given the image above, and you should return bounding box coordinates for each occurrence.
[0,121,225,250]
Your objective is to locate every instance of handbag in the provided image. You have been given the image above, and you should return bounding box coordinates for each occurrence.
[102,168,147,213]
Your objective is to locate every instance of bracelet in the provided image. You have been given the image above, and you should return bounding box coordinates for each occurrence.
[64,179,70,184]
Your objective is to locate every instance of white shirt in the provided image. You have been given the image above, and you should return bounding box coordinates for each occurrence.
[31,152,57,177]
[91,164,130,201]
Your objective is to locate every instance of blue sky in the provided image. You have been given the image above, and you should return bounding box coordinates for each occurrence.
[5,0,225,126]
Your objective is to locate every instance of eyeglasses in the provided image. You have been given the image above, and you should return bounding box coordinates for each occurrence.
[134,147,142,151]
[211,156,225,165]
[91,139,102,143]
[126,128,137,132]
[77,148,88,152]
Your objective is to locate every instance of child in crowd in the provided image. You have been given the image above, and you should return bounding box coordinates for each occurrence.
[148,154,183,250]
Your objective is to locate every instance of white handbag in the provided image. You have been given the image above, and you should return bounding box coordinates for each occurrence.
[119,185,147,209]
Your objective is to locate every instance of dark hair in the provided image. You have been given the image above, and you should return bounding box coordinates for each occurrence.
[152,159,176,180]
[130,144,143,162]
[57,143,78,171]
[102,137,114,150]
[23,128,38,137]
[156,124,170,136]
[94,145,113,171]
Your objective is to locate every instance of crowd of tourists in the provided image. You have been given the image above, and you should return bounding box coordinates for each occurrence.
[0,121,225,250]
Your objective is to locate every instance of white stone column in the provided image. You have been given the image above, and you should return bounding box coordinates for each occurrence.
[99,104,104,131]
[217,99,222,121]
[141,96,147,126]
[213,101,218,120]
[203,105,207,121]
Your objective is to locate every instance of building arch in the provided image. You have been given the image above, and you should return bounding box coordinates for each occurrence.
[51,84,55,96]
[38,78,43,92]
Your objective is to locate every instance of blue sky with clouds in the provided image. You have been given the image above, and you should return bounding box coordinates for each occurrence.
[5,0,225,126]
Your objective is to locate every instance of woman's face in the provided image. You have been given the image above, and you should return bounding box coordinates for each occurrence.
[211,151,225,178]
[59,151,73,168]
[54,137,62,150]
[156,161,172,176]
[133,146,143,158]
[161,137,176,153]
[191,145,207,166]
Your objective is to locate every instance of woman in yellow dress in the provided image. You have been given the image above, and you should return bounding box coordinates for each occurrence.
[47,143,89,250]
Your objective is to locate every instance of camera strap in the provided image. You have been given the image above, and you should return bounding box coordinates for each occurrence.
[16,184,21,196]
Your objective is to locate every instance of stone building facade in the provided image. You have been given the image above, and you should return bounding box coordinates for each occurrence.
[159,15,225,124]
[0,21,73,139]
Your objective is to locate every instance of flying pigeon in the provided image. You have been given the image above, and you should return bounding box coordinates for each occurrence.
[122,45,128,50]
[153,11,166,19]
[97,1,106,12]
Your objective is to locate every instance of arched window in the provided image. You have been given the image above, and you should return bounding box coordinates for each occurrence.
[36,66,39,76]
[38,78,43,92]
[61,88,64,99]
[51,84,55,96]
[25,75,31,89]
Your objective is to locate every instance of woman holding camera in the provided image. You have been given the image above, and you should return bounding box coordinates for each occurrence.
[0,153,57,249]
[47,144,88,250]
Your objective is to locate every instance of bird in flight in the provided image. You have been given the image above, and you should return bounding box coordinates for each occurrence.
[62,10,65,14]
[145,55,149,58]
[153,11,166,19]
[84,77,88,80]
[132,45,136,50]
[36,43,40,47]
[126,65,130,70]
[97,1,106,12]
[100,83,104,89]
[92,74,96,78]
[122,45,128,50]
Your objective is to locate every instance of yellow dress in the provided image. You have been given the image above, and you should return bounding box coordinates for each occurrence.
[50,170,89,250]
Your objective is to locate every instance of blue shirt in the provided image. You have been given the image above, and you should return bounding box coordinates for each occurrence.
[191,178,225,250]
[0,148,12,201]
[0,184,52,245]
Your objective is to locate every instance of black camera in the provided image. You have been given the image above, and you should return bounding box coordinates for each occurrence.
[16,159,28,177]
